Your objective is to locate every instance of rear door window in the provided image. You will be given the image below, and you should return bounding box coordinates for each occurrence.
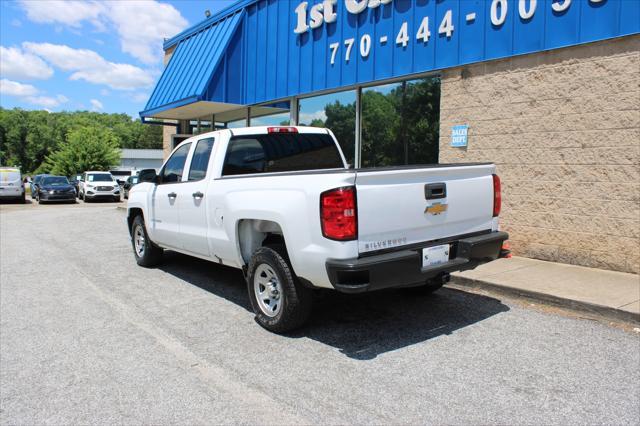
[0,169,20,183]
[222,133,343,176]
[188,138,215,181]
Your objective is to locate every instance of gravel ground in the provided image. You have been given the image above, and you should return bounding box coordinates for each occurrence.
[1,202,639,425]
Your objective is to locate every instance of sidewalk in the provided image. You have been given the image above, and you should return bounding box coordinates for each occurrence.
[452,256,640,324]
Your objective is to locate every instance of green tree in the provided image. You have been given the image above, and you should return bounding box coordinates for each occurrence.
[41,126,121,176]
[324,101,356,165]
[0,108,163,172]
[0,109,30,168]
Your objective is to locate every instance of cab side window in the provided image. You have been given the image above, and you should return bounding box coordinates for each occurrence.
[160,143,191,184]
[188,138,215,181]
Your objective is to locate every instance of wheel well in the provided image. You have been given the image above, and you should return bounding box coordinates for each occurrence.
[127,208,143,236]
[237,219,286,265]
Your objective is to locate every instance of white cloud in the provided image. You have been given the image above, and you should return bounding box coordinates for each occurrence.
[19,0,104,28]
[25,94,69,109]
[0,46,54,80]
[22,42,102,71]
[23,42,154,90]
[108,1,188,65]
[90,99,103,111]
[0,78,39,97]
[299,110,327,124]
[1,78,68,109]
[19,0,188,65]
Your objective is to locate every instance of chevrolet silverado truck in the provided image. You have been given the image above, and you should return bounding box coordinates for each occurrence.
[126,126,508,332]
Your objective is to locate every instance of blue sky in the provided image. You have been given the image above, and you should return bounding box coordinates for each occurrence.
[0,0,237,118]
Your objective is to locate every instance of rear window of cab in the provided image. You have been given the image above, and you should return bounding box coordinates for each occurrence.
[222,133,343,176]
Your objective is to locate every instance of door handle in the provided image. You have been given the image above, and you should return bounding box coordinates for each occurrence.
[192,191,204,199]
[168,192,177,199]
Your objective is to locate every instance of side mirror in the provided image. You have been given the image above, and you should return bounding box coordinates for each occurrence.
[138,169,158,184]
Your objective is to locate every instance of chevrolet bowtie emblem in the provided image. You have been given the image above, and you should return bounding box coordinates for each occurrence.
[425,202,448,215]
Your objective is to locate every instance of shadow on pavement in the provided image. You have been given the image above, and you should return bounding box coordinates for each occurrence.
[0,199,33,205]
[159,251,510,360]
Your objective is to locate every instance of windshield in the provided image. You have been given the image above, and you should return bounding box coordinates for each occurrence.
[42,176,69,186]
[88,174,114,182]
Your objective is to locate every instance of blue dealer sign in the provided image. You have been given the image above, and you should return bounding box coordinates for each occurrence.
[451,125,469,147]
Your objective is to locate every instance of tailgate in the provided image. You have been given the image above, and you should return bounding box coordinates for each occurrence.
[355,164,496,254]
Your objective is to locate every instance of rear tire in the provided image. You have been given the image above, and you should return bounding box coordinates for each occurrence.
[247,246,313,333]
[131,215,163,267]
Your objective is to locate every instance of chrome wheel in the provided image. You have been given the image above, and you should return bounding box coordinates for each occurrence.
[133,225,146,257]
[253,263,283,317]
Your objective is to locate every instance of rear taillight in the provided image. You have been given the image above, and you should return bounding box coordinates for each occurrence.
[492,174,501,217]
[267,126,298,133]
[320,186,357,241]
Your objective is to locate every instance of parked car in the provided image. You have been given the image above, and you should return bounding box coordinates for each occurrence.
[78,171,121,202]
[123,175,139,199]
[126,126,508,333]
[68,174,82,194]
[35,176,76,204]
[0,167,25,203]
[30,174,50,200]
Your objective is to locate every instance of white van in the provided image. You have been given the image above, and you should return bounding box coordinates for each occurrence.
[0,167,25,203]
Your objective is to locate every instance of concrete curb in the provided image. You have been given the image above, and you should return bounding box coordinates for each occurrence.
[451,275,640,325]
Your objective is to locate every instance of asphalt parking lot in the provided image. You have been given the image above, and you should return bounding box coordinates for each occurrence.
[1,202,639,424]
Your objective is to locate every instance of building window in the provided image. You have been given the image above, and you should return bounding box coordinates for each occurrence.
[361,77,440,168]
[226,119,246,129]
[251,101,291,126]
[298,90,356,168]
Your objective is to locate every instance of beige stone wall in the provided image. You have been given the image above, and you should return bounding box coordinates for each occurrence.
[162,123,175,159]
[439,35,640,274]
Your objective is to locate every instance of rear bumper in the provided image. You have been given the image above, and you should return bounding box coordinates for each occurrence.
[326,231,508,293]
[0,189,24,199]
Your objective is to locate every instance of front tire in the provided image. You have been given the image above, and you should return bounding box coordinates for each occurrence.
[131,215,163,267]
[247,246,313,333]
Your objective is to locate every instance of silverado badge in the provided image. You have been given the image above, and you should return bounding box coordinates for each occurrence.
[425,202,448,215]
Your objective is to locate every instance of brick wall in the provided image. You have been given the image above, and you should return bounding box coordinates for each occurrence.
[439,35,640,274]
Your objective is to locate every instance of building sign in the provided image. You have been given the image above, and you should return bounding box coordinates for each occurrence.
[159,0,639,108]
[292,0,634,67]
[451,125,468,148]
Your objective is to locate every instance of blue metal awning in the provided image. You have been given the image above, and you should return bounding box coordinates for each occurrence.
[141,10,244,118]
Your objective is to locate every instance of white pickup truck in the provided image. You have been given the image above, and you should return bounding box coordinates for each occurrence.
[127,126,508,332]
